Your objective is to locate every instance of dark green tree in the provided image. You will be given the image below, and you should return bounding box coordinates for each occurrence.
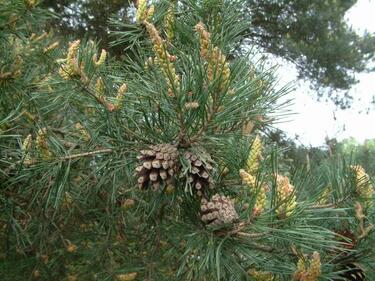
[41,0,134,54]
[245,0,375,107]
[334,138,375,177]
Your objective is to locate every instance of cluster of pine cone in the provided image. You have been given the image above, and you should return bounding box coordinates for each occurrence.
[135,142,238,228]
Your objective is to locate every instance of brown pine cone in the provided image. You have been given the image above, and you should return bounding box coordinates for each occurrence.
[135,143,179,190]
[334,263,365,281]
[183,150,214,196]
[200,194,239,227]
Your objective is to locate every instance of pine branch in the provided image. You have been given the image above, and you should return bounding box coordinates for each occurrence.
[355,202,374,240]
[7,149,114,170]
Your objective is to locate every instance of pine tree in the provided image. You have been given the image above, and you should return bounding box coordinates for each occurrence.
[1,1,374,280]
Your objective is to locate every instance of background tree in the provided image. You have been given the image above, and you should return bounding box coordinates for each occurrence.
[333,137,375,177]
[41,0,134,54]
[41,0,375,107]
[245,0,375,108]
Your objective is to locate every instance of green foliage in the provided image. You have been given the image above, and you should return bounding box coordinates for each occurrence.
[335,138,375,177]
[0,0,60,179]
[41,0,134,53]
[41,0,375,107]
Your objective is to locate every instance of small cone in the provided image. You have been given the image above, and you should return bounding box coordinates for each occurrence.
[200,194,239,227]
[184,150,214,196]
[136,143,179,190]
[335,263,365,281]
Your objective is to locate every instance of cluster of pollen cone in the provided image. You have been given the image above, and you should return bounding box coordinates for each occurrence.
[135,143,239,227]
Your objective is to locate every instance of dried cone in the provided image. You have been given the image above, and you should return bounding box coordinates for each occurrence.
[136,143,179,190]
[200,194,239,227]
[337,263,365,281]
[184,150,214,196]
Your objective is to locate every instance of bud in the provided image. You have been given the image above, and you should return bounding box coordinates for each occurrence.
[93,49,107,67]
[195,22,210,59]
[59,40,82,80]
[246,135,262,174]
[67,275,78,281]
[136,0,148,23]
[248,268,278,281]
[66,240,78,253]
[240,169,267,216]
[115,272,138,281]
[22,134,32,153]
[63,192,73,208]
[239,169,256,186]
[43,42,59,53]
[36,128,52,159]
[242,121,254,136]
[67,40,80,65]
[195,22,230,91]
[33,270,41,279]
[74,123,90,142]
[355,201,374,239]
[164,4,175,40]
[309,252,321,279]
[293,251,321,281]
[275,174,296,218]
[40,254,49,264]
[165,184,175,194]
[95,77,105,103]
[316,186,331,205]
[34,32,48,42]
[58,66,70,80]
[143,21,180,95]
[122,199,135,210]
[146,5,155,21]
[112,83,127,111]
[351,165,374,207]
[184,101,199,110]
[25,0,37,9]
[144,57,155,69]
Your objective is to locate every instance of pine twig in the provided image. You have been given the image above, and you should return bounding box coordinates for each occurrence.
[216,221,268,239]
[355,201,374,239]
[9,149,113,169]
[236,231,268,238]
[59,149,113,161]
[309,195,350,209]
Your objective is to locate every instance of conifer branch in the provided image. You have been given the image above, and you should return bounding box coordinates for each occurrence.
[309,195,350,209]
[59,149,113,161]
[11,149,114,168]
[355,202,374,240]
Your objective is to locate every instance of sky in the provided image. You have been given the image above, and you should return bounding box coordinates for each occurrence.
[274,0,375,147]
